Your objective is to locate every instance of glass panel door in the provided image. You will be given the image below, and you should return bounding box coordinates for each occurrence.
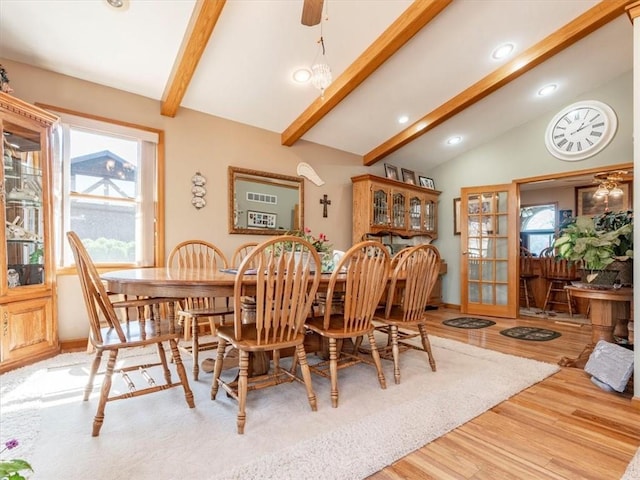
[460,183,517,318]
[3,120,45,288]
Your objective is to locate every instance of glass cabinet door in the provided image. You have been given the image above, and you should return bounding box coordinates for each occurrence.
[372,188,390,226]
[391,191,406,228]
[409,196,421,230]
[423,199,436,233]
[2,120,45,288]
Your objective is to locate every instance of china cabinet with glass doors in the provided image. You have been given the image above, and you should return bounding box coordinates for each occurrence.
[352,174,445,306]
[0,92,59,372]
[351,174,439,242]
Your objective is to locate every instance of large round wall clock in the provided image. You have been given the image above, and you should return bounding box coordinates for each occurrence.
[544,100,618,161]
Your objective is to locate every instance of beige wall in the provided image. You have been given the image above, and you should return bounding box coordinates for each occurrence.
[1,59,371,340]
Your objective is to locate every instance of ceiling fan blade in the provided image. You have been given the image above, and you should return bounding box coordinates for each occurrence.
[301,0,324,26]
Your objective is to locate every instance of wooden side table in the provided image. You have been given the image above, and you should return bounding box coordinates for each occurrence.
[559,285,633,368]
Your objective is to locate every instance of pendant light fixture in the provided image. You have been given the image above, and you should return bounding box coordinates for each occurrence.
[310,7,332,97]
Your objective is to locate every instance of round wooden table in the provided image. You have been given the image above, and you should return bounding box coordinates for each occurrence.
[559,285,633,368]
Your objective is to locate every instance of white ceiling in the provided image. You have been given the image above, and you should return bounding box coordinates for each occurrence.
[0,0,633,173]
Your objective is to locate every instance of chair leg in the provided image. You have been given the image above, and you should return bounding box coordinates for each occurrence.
[418,323,436,372]
[565,288,574,318]
[237,350,249,434]
[329,338,339,408]
[295,344,317,412]
[191,316,200,381]
[211,339,228,400]
[93,350,118,436]
[156,342,171,383]
[84,350,103,401]
[542,282,553,312]
[168,339,195,409]
[389,325,401,385]
[367,331,387,390]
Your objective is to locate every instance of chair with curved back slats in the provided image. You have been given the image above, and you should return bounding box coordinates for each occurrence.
[168,240,234,380]
[231,241,259,268]
[305,240,391,408]
[67,231,194,436]
[539,246,580,316]
[373,244,441,384]
[211,235,322,434]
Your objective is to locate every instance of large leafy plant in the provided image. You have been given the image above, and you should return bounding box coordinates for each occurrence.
[553,211,633,271]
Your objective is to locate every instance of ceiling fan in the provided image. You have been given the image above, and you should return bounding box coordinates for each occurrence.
[301,0,324,26]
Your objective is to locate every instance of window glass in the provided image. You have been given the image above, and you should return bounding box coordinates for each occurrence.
[55,116,158,267]
[520,204,556,256]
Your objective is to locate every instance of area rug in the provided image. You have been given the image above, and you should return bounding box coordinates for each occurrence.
[500,326,562,341]
[0,336,559,480]
[442,317,496,329]
[622,446,640,480]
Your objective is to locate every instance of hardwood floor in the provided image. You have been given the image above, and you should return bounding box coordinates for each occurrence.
[367,308,639,480]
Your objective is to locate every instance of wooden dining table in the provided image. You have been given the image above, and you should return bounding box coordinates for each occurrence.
[102,267,345,374]
[559,284,633,368]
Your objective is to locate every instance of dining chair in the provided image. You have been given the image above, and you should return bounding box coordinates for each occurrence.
[67,231,194,436]
[305,240,391,408]
[539,246,580,316]
[210,235,322,434]
[230,241,259,267]
[519,246,538,309]
[372,244,441,384]
[168,240,234,380]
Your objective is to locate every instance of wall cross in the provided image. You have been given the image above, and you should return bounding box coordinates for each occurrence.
[320,194,331,218]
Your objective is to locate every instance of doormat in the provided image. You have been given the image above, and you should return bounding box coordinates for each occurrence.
[500,327,561,342]
[442,317,496,329]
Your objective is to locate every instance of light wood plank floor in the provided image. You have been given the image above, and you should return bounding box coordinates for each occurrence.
[367,308,639,480]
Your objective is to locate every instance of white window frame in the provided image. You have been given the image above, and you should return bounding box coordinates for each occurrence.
[52,111,162,268]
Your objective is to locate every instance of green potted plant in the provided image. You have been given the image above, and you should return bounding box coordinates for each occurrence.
[553,210,633,285]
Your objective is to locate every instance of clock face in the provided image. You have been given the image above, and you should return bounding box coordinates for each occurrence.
[545,101,617,161]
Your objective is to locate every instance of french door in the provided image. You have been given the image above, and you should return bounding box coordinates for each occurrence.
[460,183,518,318]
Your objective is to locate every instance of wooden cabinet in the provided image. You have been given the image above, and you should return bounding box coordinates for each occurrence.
[351,174,440,242]
[0,93,59,372]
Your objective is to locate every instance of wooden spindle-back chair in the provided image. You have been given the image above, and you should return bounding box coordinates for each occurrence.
[67,231,194,436]
[373,244,441,384]
[305,240,391,408]
[167,240,234,380]
[211,236,322,434]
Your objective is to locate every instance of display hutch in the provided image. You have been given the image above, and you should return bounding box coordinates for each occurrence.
[0,92,59,372]
[351,174,446,306]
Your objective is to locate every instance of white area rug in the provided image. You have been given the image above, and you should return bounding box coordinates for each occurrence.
[622,447,640,480]
[1,336,560,480]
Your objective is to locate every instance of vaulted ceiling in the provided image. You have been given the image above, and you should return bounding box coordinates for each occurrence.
[0,0,634,172]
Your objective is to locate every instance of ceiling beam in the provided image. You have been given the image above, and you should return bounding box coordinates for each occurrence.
[160,0,226,117]
[363,0,633,166]
[281,0,452,147]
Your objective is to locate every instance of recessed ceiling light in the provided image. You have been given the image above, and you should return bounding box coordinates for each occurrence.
[292,68,311,83]
[537,83,557,97]
[491,42,515,60]
[447,136,462,145]
[398,115,409,124]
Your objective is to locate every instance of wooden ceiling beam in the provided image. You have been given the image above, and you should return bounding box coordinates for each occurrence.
[281,0,452,147]
[160,0,226,117]
[364,0,633,166]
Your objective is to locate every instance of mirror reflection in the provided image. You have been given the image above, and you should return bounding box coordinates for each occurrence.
[228,166,304,235]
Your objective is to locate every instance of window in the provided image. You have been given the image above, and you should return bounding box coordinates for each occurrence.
[520,203,557,256]
[53,110,162,268]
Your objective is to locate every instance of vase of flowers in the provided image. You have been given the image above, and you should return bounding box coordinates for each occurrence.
[286,228,334,272]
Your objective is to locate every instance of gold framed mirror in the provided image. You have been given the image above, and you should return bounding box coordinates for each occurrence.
[228,166,304,235]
